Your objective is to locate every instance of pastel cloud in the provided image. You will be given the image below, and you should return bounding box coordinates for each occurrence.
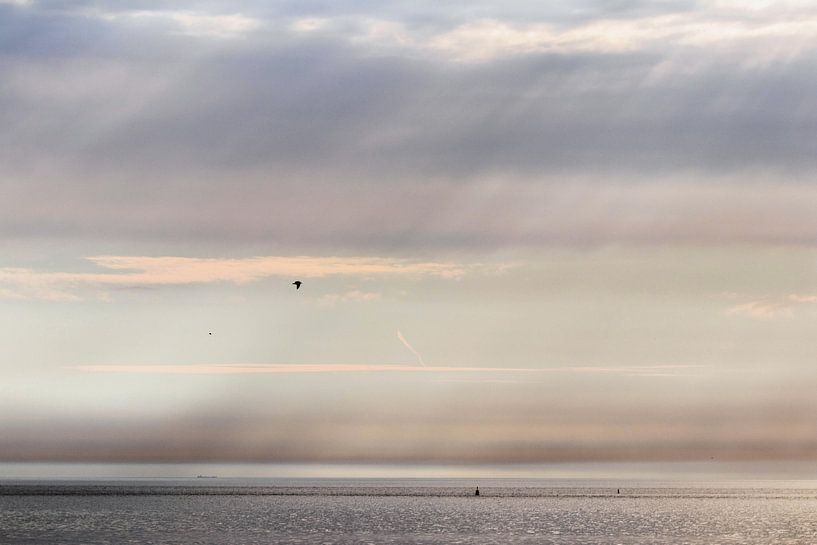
[726,294,817,319]
[294,9,817,63]
[89,8,263,39]
[0,255,478,301]
[89,255,469,282]
[73,363,704,375]
[318,290,382,306]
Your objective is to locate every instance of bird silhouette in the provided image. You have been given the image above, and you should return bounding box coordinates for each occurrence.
[292,281,302,290]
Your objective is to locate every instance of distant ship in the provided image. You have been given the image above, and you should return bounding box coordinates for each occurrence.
[196,475,217,479]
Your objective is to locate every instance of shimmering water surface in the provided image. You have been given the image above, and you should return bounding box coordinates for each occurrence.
[2,479,816,544]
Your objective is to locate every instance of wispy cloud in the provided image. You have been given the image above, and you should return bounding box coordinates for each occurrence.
[397,331,426,367]
[93,9,262,39]
[73,363,704,375]
[725,293,817,319]
[727,300,793,319]
[293,10,817,63]
[319,290,381,306]
[0,255,477,301]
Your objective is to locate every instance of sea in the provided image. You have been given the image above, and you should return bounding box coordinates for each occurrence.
[2,477,816,544]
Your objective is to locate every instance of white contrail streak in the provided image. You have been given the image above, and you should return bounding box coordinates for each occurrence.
[397,330,426,367]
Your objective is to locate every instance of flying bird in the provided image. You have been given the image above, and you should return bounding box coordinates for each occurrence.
[292,281,302,290]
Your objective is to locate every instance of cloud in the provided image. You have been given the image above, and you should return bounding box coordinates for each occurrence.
[397,330,426,367]
[288,8,817,62]
[318,290,381,306]
[88,255,468,281]
[0,255,475,300]
[72,363,703,375]
[4,1,817,251]
[727,294,817,319]
[9,388,817,465]
[4,1,817,470]
[727,300,793,319]
[93,9,263,39]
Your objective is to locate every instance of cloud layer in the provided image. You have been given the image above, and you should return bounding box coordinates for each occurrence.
[0,254,477,300]
[4,391,816,464]
[4,1,817,468]
[3,1,817,248]
[73,363,701,375]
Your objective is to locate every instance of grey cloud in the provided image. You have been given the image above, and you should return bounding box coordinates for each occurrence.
[6,3,817,177]
[3,3,817,248]
[30,0,700,25]
[12,33,817,178]
[4,397,817,464]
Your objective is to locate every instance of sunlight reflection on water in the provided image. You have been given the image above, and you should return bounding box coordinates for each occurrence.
[1,481,816,544]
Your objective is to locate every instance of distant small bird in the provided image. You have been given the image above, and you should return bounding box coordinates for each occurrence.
[292,281,302,290]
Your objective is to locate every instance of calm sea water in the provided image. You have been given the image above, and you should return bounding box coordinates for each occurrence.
[2,479,816,544]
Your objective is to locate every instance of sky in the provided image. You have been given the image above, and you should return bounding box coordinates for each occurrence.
[3,0,817,469]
